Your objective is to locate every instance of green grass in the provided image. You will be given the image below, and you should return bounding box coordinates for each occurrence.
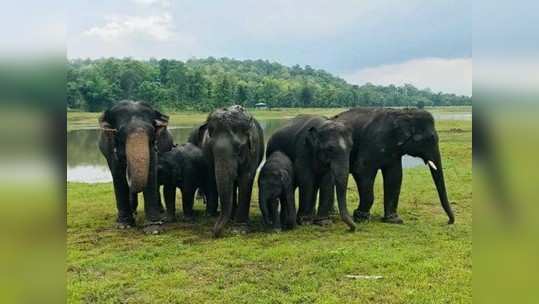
[67,106,471,131]
[67,116,471,303]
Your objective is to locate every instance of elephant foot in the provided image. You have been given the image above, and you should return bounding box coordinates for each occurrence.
[353,210,371,223]
[231,223,249,235]
[328,206,337,215]
[206,210,219,217]
[116,222,134,230]
[116,216,135,229]
[314,217,333,226]
[164,213,177,223]
[297,215,315,225]
[181,214,196,223]
[382,214,404,224]
[143,221,165,235]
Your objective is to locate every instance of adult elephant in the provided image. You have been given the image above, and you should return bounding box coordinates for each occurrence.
[98,100,173,234]
[266,115,356,231]
[193,105,264,237]
[333,108,455,224]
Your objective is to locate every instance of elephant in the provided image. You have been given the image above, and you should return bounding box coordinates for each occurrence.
[266,115,356,231]
[157,142,215,221]
[333,107,455,224]
[258,151,296,230]
[193,105,264,237]
[98,100,173,234]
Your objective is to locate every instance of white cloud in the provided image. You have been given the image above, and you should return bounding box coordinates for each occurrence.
[84,14,175,42]
[343,58,472,96]
[131,0,170,7]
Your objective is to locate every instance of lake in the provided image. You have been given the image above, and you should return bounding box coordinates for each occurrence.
[67,112,470,183]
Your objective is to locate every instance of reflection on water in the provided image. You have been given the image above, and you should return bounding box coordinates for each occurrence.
[67,114,451,183]
[67,165,111,183]
[432,112,471,121]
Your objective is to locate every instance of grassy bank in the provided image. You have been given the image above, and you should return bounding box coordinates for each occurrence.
[67,106,471,131]
[67,116,471,303]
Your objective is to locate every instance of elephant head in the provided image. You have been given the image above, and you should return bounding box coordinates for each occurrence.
[203,105,257,236]
[307,120,355,230]
[157,148,181,186]
[393,110,455,224]
[99,101,169,194]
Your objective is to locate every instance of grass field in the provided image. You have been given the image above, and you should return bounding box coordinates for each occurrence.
[67,110,472,303]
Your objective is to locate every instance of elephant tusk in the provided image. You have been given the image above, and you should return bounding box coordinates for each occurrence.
[427,160,438,171]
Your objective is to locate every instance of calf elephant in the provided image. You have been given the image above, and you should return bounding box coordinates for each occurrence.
[266,115,355,231]
[98,100,173,234]
[157,143,215,221]
[193,105,264,237]
[333,108,455,224]
[258,151,296,230]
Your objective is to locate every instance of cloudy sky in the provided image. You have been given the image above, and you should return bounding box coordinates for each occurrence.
[66,0,471,96]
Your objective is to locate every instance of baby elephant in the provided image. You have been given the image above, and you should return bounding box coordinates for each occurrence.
[157,143,211,221]
[258,151,296,230]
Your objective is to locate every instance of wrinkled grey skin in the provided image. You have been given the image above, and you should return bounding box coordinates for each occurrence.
[98,100,173,233]
[157,143,212,221]
[333,108,455,224]
[194,105,264,237]
[258,151,296,230]
[266,115,356,231]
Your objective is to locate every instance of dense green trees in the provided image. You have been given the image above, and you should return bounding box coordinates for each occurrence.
[67,57,471,112]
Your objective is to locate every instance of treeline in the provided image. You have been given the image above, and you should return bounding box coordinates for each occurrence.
[67,57,471,112]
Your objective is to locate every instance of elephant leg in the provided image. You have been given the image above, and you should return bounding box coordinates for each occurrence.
[353,170,377,222]
[130,192,138,215]
[142,153,165,234]
[316,172,334,225]
[259,193,271,227]
[231,183,238,220]
[205,179,219,216]
[297,174,316,224]
[381,162,404,224]
[281,189,296,230]
[270,198,280,230]
[163,184,176,222]
[107,159,134,228]
[235,175,254,223]
[181,185,196,220]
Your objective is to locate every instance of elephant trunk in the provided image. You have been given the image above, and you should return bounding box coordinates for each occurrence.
[126,130,150,194]
[333,162,356,231]
[212,143,237,237]
[427,145,455,224]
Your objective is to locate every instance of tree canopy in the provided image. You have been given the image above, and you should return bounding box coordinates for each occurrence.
[67,57,471,112]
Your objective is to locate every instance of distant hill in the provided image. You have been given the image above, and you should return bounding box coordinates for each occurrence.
[67,57,471,112]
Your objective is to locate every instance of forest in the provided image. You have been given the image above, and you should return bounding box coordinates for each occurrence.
[67,57,471,112]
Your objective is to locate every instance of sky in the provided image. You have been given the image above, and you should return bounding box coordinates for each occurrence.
[64,0,471,96]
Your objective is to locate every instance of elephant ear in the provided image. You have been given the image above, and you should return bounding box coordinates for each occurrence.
[99,110,117,132]
[246,131,257,154]
[393,114,414,146]
[198,123,209,145]
[247,117,256,153]
[306,126,320,149]
[154,110,169,135]
[279,169,291,186]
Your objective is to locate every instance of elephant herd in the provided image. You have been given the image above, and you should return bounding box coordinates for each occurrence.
[99,100,454,237]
